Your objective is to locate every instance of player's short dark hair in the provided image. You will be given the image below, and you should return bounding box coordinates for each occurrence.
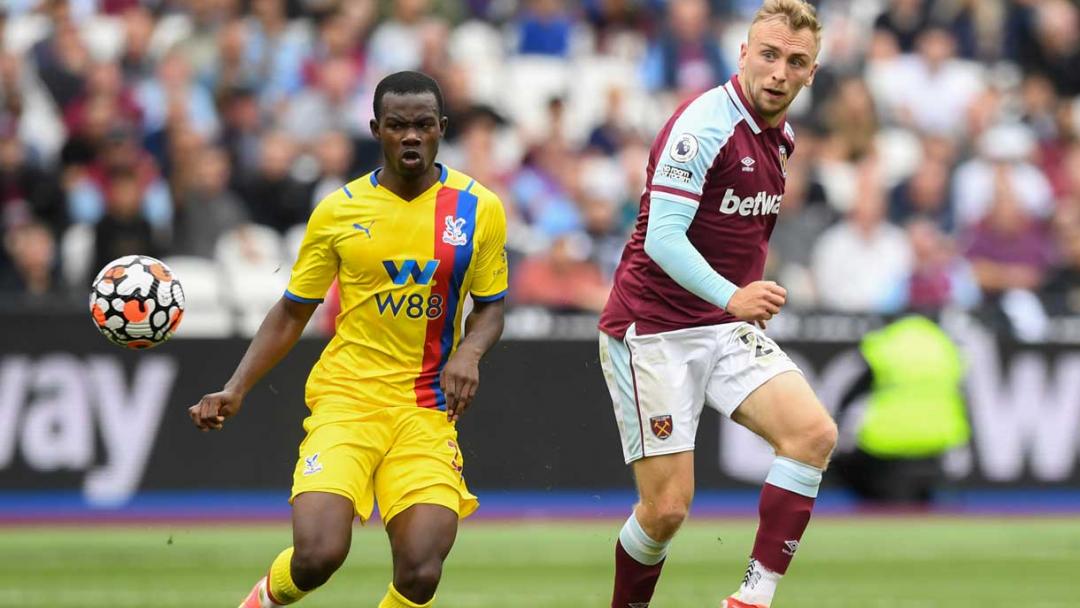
[373,71,445,120]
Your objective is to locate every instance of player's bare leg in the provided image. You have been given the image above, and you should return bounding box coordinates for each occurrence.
[239,491,354,607]
[382,504,459,607]
[612,451,694,607]
[724,371,837,607]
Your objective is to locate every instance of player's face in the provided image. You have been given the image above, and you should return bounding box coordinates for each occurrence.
[738,18,819,124]
[371,91,447,179]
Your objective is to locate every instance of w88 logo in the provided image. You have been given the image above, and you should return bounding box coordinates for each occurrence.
[375,292,444,320]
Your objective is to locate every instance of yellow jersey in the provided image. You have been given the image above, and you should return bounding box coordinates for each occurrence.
[285,164,508,411]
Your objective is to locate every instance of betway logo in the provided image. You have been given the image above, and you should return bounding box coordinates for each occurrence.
[719,189,782,216]
[0,354,178,506]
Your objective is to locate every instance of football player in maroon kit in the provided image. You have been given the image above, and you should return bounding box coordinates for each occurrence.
[597,2,836,607]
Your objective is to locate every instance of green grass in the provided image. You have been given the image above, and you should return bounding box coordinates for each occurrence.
[1,517,1078,607]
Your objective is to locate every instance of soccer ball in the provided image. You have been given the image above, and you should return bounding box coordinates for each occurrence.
[89,255,185,349]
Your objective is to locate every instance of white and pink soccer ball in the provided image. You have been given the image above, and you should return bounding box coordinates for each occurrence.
[89,255,185,349]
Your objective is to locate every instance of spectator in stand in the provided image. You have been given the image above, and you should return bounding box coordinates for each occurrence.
[871,25,985,137]
[0,221,63,302]
[31,7,90,112]
[213,19,254,96]
[1,51,66,165]
[218,86,264,188]
[873,0,929,54]
[241,0,311,110]
[0,127,66,237]
[585,86,634,157]
[64,62,143,143]
[812,161,913,312]
[172,145,248,258]
[1019,0,1080,96]
[280,56,366,144]
[135,50,220,146]
[91,167,159,283]
[239,131,309,233]
[512,233,609,312]
[952,124,1054,229]
[885,218,980,313]
[510,141,583,248]
[889,155,954,234]
[821,76,879,162]
[1019,74,1060,142]
[583,0,648,55]
[117,6,156,84]
[767,149,834,307]
[576,153,629,280]
[641,0,728,98]
[367,0,431,75]
[962,166,1055,299]
[171,0,235,90]
[91,125,173,230]
[935,0,1009,63]
[438,65,483,144]
[301,7,373,86]
[515,0,575,57]
[307,130,355,209]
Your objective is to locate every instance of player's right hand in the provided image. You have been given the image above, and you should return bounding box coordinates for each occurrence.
[726,281,787,329]
[188,390,243,432]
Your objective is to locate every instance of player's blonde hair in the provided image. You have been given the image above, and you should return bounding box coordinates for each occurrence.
[751,0,823,49]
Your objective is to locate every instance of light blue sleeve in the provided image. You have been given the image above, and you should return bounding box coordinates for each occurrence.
[650,86,737,207]
[643,197,739,310]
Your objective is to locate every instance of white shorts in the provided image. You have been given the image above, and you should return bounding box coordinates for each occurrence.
[599,322,801,464]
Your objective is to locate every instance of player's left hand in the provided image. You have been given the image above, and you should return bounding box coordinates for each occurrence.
[441,351,480,422]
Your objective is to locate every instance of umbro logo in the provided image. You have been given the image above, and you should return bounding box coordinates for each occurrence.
[629,603,650,608]
[741,156,756,172]
[783,540,800,556]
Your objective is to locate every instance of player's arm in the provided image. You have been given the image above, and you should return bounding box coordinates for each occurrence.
[643,199,786,327]
[647,92,785,327]
[190,193,340,431]
[443,297,505,423]
[189,297,317,431]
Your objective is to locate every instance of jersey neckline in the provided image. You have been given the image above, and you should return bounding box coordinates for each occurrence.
[368,163,449,203]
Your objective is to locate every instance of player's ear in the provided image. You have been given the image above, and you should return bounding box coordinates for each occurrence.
[369,118,380,139]
[738,42,748,71]
[805,62,819,87]
[439,116,448,135]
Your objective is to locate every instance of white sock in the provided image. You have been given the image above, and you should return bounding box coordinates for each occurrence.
[618,512,670,565]
[734,558,781,606]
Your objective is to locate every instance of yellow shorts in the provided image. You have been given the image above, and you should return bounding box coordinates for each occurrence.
[289,403,478,524]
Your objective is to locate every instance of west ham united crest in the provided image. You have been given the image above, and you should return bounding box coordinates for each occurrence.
[650,415,673,440]
[779,145,788,178]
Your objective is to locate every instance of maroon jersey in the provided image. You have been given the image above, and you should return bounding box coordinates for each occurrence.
[600,76,795,339]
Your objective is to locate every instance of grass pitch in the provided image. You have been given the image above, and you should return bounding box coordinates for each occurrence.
[0,517,1077,607]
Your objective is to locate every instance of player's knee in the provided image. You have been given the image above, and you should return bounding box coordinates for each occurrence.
[394,557,443,602]
[815,418,839,458]
[291,541,348,590]
[639,500,689,540]
[791,418,838,466]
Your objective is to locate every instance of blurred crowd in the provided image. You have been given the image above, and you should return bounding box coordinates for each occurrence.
[0,0,1078,339]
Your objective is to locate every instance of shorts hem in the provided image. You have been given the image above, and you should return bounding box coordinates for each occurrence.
[625,444,696,465]
[289,488,369,522]
[725,366,804,418]
[381,488,479,525]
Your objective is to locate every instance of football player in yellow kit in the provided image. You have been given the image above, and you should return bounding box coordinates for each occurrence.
[189,71,508,608]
